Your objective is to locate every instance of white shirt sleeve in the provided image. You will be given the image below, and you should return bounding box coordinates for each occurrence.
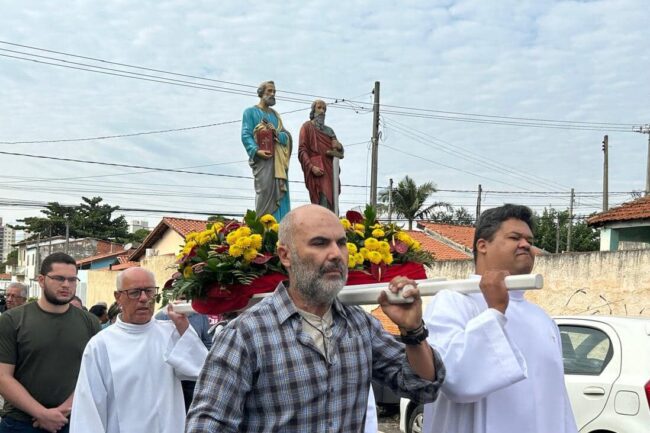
[164,325,209,381]
[424,290,527,403]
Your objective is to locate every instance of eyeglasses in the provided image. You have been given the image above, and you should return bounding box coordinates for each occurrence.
[6,294,26,299]
[46,275,80,284]
[117,287,159,300]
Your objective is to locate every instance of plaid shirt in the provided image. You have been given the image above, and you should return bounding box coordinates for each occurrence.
[186,283,445,433]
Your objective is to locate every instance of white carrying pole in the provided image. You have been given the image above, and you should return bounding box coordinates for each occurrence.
[171,274,543,315]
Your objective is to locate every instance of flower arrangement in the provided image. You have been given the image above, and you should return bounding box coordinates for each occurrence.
[166,211,284,302]
[165,205,435,304]
[342,205,435,281]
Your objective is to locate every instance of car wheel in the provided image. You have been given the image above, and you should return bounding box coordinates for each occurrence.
[408,404,424,433]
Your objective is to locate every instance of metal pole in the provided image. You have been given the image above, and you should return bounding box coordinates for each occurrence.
[602,135,608,211]
[475,184,482,226]
[567,188,574,252]
[369,81,380,207]
[388,178,393,223]
[634,124,650,196]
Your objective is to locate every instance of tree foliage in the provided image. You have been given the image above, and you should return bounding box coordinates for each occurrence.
[427,206,475,225]
[378,176,450,230]
[12,197,130,243]
[533,208,599,253]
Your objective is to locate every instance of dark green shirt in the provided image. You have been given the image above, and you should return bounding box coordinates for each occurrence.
[0,301,100,422]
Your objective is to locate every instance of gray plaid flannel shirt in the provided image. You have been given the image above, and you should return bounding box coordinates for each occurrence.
[186,282,445,433]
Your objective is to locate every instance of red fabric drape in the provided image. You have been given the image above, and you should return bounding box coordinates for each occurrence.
[191,262,426,315]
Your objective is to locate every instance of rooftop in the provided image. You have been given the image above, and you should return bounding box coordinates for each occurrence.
[588,196,650,226]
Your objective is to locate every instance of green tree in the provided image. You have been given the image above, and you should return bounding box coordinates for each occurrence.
[533,208,599,252]
[427,206,475,225]
[128,228,151,244]
[0,250,18,274]
[378,176,449,230]
[12,197,130,243]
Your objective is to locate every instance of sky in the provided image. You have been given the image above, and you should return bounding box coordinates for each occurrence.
[1,0,649,231]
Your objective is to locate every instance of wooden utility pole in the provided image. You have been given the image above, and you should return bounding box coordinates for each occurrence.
[388,178,393,223]
[567,188,575,252]
[634,124,650,195]
[475,184,482,226]
[555,212,560,253]
[602,135,608,211]
[369,81,380,207]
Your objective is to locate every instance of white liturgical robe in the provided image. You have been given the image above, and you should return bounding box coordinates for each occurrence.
[70,316,209,433]
[423,281,578,433]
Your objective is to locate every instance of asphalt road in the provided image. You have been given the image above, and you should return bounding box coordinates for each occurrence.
[378,411,401,433]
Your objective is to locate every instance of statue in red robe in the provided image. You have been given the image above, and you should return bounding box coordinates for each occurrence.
[298,100,344,211]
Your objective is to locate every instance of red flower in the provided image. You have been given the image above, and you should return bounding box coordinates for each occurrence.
[346,210,364,224]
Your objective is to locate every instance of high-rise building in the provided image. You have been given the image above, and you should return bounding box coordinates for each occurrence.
[0,218,16,263]
[130,219,150,233]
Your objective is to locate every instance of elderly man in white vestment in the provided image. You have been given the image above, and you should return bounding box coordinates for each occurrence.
[423,204,577,433]
[69,267,208,433]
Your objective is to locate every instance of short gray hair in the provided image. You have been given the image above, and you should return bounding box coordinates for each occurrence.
[116,267,155,291]
[257,80,275,97]
[7,282,28,298]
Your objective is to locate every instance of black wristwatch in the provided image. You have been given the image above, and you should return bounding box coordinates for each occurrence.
[399,321,429,345]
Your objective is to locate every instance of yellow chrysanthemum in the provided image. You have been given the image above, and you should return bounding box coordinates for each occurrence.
[228,244,243,257]
[378,241,390,254]
[372,228,385,239]
[367,251,383,265]
[360,247,370,259]
[354,253,365,264]
[396,231,414,246]
[183,266,193,278]
[354,223,365,231]
[243,248,258,262]
[270,223,280,233]
[348,255,357,268]
[226,231,240,245]
[340,218,351,230]
[211,222,224,233]
[185,232,198,242]
[411,241,421,251]
[250,234,263,250]
[364,238,379,250]
[372,223,382,229]
[236,236,252,248]
[260,214,277,228]
[237,226,252,237]
[382,253,394,265]
[347,243,358,254]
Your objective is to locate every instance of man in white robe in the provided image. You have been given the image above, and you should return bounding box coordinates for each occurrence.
[70,268,208,433]
[423,204,577,433]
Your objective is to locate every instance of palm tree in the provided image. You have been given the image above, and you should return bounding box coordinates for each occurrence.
[378,176,450,230]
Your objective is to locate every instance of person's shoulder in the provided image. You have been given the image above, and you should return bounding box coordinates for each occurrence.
[69,307,102,330]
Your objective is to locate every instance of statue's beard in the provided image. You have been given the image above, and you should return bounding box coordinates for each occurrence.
[263,95,276,106]
[314,113,325,126]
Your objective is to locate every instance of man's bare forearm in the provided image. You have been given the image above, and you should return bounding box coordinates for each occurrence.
[405,341,436,381]
[0,374,46,418]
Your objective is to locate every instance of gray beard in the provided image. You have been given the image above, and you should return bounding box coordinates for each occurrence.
[263,95,276,106]
[314,113,326,127]
[290,252,347,306]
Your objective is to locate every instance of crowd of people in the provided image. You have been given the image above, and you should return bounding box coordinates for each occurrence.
[0,203,578,433]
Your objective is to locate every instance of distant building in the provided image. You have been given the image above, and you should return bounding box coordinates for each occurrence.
[130,219,150,233]
[0,218,16,263]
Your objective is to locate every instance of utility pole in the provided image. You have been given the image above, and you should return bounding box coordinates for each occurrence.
[634,124,650,195]
[555,212,560,253]
[567,188,575,252]
[388,178,393,223]
[602,135,608,211]
[369,81,380,208]
[475,184,482,227]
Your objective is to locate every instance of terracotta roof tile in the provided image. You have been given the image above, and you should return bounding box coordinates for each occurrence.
[162,217,209,237]
[588,196,650,226]
[111,261,140,270]
[76,249,127,266]
[0,273,11,280]
[406,230,472,261]
[371,306,400,335]
[417,222,475,249]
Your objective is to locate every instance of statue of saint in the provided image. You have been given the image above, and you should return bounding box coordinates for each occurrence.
[298,99,344,212]
[241,81,292,220]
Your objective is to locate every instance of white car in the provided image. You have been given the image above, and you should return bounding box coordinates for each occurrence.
[400,316,650,433]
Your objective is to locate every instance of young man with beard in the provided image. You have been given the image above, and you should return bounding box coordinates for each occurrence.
[0,252,100,433]
[298,99,344,211]
[241,80,292,220]
[422,204,577,433]
[186,204,445,433]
